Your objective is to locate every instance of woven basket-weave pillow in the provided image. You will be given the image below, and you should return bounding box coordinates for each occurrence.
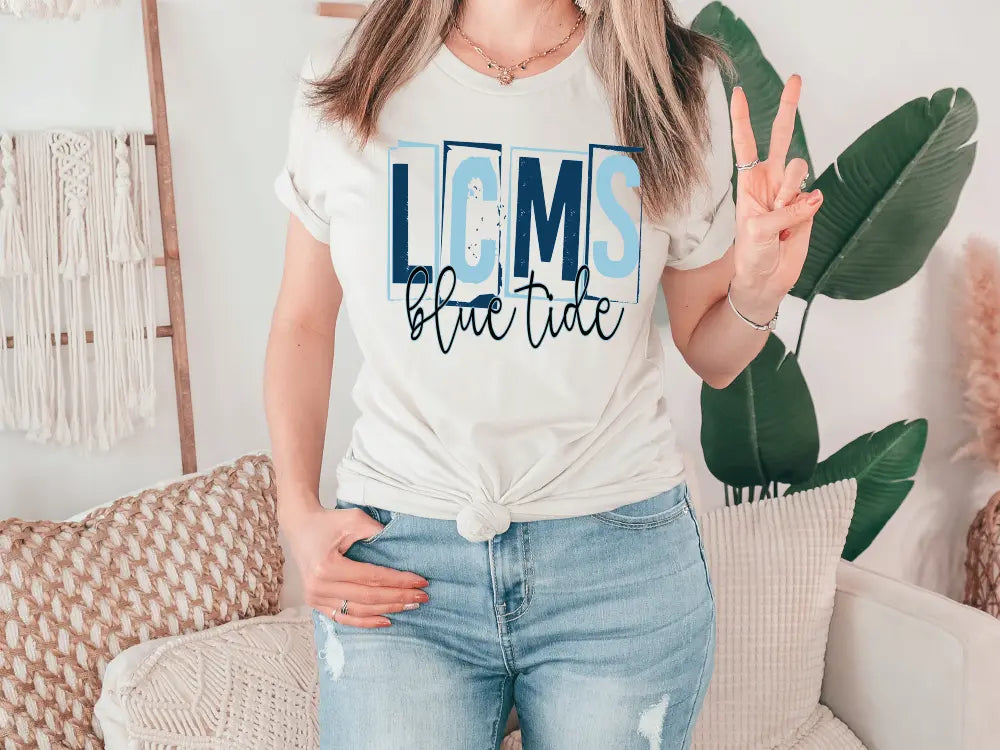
[0,453,284,750]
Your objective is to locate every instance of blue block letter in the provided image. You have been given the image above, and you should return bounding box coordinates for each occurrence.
[592,154,640,279]
[513,156,582,282]
[449,156,498,284]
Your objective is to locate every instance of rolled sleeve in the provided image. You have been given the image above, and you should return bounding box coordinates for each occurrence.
[274,54,332,245]
[660,61,736,271]
[274,169,330,244]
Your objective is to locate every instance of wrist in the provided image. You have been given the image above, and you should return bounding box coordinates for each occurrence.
[727,275,783,325]
[278,490,323,526]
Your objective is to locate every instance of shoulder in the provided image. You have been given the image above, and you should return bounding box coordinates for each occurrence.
[297,26,355,84]
[285,34,361,153]
[698,56,730,119]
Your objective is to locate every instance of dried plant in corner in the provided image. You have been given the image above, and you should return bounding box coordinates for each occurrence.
[956,236,1000,472]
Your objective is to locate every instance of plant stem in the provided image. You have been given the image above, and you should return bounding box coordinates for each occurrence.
[794,299,813,358]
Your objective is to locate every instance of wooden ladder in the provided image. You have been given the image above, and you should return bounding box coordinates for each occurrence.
[3,0,197,473]
[142,0,196,473]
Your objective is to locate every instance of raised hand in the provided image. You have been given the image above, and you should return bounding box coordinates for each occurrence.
[728,74,822,320]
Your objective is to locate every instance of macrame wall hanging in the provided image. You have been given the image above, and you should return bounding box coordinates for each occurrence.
[0,0,118,20]
[0,129,157,451]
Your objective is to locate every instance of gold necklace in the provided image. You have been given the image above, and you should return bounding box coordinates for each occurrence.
[455,10,586,86]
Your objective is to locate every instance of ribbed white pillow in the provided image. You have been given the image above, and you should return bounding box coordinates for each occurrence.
[692,478,864,749]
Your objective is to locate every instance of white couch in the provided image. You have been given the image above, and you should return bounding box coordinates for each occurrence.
[74,463,1000,749]
[94,557,1000,749]
[821,560,1000,749]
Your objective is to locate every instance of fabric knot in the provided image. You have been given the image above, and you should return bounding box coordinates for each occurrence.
[456,501,511,542]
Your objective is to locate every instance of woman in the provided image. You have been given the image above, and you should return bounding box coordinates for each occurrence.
[265,0,820,747]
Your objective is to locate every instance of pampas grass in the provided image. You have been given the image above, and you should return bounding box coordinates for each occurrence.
[956,236,1000,472]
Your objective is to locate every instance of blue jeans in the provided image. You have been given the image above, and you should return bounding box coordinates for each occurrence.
[311,482,716,749]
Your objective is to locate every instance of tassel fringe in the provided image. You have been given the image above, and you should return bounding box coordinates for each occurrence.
[0,133,30,277]
[0,129,158,451]
[110,129,146,263]
[0,0,121,20]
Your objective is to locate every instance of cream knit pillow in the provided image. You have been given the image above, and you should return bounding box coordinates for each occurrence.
[692,479,864,749]
[0,454,283,750]
[96,608,318,750]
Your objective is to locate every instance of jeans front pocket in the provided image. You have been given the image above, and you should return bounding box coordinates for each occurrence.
[590,483,691,529]
[335,498,400,544]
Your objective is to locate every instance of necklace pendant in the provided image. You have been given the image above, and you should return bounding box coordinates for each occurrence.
[496,67,514,86]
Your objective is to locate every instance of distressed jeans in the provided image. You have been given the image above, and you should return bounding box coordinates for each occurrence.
[311,481,716,749]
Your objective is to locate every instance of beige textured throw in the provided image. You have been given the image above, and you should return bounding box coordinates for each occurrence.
[692,479,864,749]
[0,454,284,750]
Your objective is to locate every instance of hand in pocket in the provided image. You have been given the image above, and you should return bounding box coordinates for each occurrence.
[282,504,429,628]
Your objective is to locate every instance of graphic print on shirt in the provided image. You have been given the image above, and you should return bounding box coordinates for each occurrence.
[388,140,643,353]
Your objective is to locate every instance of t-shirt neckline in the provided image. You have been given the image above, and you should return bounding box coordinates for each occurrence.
[431,36,589,95]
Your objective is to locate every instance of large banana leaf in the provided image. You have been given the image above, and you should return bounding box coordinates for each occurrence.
[692,1,813,193]
[792,89,977,302]
[701,335,819,487]
[786,420,928,560]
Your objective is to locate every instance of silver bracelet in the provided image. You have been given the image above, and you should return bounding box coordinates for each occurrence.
[727,281,779,331]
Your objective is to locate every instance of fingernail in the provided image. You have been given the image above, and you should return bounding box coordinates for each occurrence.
[404,603,420,610]
[415,592,429,602]
[807,190,823,205]
[378,618,392,626]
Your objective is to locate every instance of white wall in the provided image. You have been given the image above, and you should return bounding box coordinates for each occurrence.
[1,0,997,601]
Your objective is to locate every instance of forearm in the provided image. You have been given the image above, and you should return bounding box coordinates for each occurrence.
[678,270,784,390]
[264,316,336,519]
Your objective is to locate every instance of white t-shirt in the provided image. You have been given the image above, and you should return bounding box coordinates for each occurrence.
[274,37,736,542]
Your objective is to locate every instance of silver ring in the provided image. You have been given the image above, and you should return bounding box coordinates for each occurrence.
[340,599,350,616]
[735,158,759,172]
[800,173,809,190]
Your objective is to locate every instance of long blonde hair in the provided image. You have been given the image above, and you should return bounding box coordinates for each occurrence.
[306,0,729,221]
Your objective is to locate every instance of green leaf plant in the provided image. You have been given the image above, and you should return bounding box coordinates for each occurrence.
[692,2,976,560]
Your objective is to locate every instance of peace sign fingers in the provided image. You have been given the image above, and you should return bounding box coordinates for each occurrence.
[767,74,803,175]
[730,85,759,182]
